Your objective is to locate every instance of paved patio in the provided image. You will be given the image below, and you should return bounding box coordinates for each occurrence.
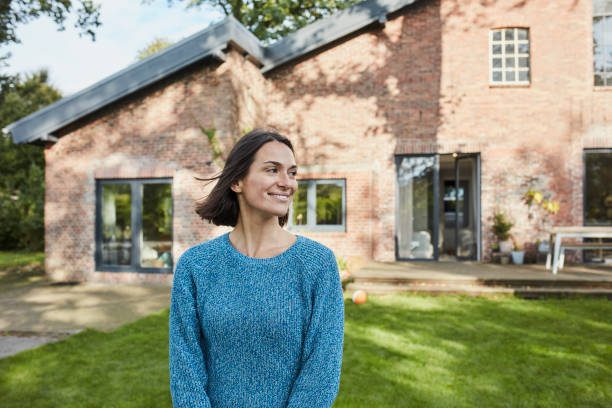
[0,281,170,334]
[347,260,612,297]
[354,260,612,281]
[0,277,170,359]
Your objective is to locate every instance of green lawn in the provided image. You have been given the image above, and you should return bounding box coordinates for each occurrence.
[0,294,610,407]
[0,250,46,292]
[0,250,44,269]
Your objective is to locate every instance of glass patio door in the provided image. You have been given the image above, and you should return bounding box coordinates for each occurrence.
[395,155,439,260]
[451,154,480,260]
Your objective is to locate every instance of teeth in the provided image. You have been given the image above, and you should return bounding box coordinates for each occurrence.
[270,194,289,201]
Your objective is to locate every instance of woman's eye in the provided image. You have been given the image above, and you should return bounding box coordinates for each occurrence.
[267,168,277,173]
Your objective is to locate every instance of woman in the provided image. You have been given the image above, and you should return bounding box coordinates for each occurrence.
[169,128,345,408]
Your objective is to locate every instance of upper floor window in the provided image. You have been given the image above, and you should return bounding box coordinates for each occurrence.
[95,178,173,273]
[288,179,346,232]
[594,0,612,86]
[489,28,530,85]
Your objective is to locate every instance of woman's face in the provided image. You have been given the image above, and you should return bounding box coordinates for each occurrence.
[232,141,298,219]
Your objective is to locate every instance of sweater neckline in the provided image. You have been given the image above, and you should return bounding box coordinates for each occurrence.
[223,231,303,266]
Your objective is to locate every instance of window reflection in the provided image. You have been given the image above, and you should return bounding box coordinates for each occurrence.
[141,183,173,268]
[291,181,308,225]
[101,184,132,266]
[316,183,343,225]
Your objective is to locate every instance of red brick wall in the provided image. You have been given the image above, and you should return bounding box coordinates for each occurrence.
[265,0,612,262]
[45,0,612,281]
[45,50,266,282]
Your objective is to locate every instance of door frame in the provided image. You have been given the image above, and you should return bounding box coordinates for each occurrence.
[394,153,482,262]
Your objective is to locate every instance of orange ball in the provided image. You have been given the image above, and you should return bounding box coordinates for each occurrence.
[352,290,367,304]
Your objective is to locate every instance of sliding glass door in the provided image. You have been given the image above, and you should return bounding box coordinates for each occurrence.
[396,153,481,261]
[395,155,439,260]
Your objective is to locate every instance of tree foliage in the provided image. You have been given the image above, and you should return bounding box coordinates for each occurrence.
[0,0,102,65]
[0,70,62,250]
[136,37,175,60]
[144,0,361,43]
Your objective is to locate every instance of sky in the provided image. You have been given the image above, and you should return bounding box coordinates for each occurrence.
[0,0,226,96]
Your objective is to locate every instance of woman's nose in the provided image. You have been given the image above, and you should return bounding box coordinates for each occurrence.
[278,172,293,188]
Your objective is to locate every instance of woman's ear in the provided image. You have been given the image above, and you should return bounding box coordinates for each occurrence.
[231,180,242,193]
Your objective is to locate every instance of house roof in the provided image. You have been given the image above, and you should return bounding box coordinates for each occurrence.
[3,0,419,145]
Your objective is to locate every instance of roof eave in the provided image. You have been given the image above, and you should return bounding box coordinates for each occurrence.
[4,15,266,145]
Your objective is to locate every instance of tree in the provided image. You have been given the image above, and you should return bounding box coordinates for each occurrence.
[0,70,62,251]
[142,0,362,43]
[0,1,102,65]
[136,37,175,60]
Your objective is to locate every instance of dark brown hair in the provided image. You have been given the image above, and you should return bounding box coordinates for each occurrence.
[193,128,296,227]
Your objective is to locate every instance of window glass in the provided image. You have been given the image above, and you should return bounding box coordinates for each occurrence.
[490,28,529,84]
[292,182,308,225]
[289,179,345,229]
[101,184,132,266]
[141,183,173,268]
[97,179,173,271]
[594,7,612,85]
[316,183,343,225]
[584,152,612,225]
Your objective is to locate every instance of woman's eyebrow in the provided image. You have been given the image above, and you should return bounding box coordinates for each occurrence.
[263,160,298,169]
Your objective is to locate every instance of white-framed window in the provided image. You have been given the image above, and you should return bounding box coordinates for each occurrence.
[288,179,346,231]
[489,27,530,85]
[594,0,612,86]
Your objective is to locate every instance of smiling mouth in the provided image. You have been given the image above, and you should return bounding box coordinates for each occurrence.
[268,193,290,202]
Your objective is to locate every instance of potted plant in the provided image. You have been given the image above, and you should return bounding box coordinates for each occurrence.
[492,211,514,253]
[511,235,525,265]
[336,256,354,291]
[521,180,560,255]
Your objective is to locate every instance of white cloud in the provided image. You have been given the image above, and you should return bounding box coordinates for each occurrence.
[0,0,225,95]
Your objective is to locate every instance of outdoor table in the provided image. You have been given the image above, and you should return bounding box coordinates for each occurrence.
[546,226,612,274]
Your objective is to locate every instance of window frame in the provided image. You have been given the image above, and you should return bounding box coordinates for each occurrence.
[95,177,174,273]
[287,178,347,232]
[593,1,612,87]
[489,27,531,86]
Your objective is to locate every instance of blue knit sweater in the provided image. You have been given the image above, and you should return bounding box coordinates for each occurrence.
[169,231,345,407]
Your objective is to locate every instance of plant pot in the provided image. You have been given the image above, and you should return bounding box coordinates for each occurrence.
[500,254,510,264]
[499,240,513,253]
[511,251,525,265]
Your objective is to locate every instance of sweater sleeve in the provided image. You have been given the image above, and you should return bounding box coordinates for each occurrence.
[286,250,345,408]
[168,252,212,408]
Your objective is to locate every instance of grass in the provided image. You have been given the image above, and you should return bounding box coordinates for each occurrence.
[0,250,46,292]
[0,293,610,407]
[0,250,44,269]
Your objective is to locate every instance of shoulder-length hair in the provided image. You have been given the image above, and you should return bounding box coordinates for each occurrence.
[193,128,296,227]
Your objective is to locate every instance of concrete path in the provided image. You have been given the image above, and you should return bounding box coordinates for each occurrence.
[0,279,171,359]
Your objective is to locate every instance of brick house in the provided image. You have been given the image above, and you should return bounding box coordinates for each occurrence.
[3,0,611,283]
